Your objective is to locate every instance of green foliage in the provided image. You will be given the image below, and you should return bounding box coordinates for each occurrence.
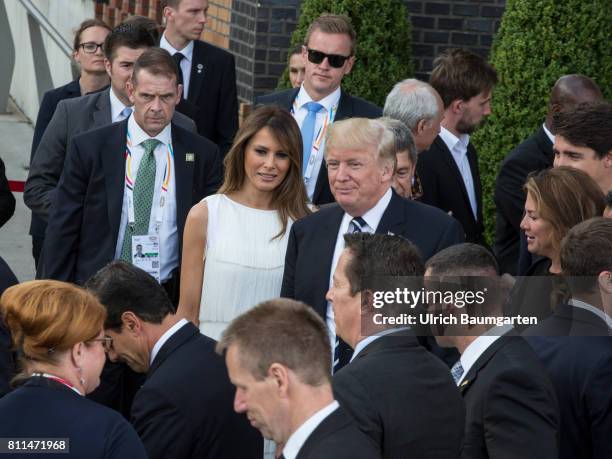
[277,0,414,107]
[473,0,612,243]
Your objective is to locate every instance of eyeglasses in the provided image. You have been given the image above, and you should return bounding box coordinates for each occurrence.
[88,336,113,352]
[78,42,105,54]
[306,48,351,68]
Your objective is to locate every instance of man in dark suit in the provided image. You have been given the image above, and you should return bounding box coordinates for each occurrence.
[494,75,604,274]
[426,243,559,459]
[160,0,238,156]
[217,298,381,459]
[25,23,196,263]
[524,217,611,459]
[417,49,498,246]
[327,233,465,458]
[282,118,464,371]
[257,14,381,206]
[39,48,221,296]
[86,261,261,459]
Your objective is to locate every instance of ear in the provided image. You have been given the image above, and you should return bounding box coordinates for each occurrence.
[361,289,374,312]
[381,160,394,181]
[598,271,612,294]
[121,311,141,336]
[268,363,290,397]
[70,341,84,368]
[415,118,428,136]
[175,84,183,105]
[603,150,612,169]
[449,99,463,115]
[162,6,174,22]
[343,56,356,75]
[126,79,136,105]
[104,58,112,78]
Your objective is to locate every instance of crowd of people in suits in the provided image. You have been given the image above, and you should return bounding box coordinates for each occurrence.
[0,0,611,457]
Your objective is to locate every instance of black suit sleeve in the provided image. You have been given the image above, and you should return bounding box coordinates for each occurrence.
[216,54,239,157]
[481,367,558,459]
[495,157,527,233]
[333,371,383,453]
[30,90,59,162]
[588,352,612,458]
[130,387,191,459]
[24,101,70,218]
[39,136,88,281]
[436,218,465,253]
[280,225,298,299]
[0,158,15,228]
[416,152,440,208]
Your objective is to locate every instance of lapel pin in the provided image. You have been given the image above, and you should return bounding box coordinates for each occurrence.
[387,231,395,236]
[197,64,203,74]
[185,153,195,162]
[460,379,469,388]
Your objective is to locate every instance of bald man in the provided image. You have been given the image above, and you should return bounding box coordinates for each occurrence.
[494,74,603,275]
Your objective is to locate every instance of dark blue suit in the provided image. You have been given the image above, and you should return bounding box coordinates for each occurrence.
[256,88,382,205]
[130,322,262,459]
[28,79,82,264]
[525,303,612,459]
[0,376,146,458]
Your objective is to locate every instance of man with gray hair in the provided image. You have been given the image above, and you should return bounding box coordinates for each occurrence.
[282,117,463,372]
[379,117,418,199]
[383,78,444,153]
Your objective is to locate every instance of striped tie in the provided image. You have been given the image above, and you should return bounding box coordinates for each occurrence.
[451,360,464,385]
[350,216,367,233]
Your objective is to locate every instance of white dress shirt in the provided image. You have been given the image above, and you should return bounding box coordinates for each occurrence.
[326,188,393,355]
[351,327,410,362]
[542,123,555,144]
[282,401,340,459]
[568,298,612,331]
[439,126,478,220]
[109,87,131,123]
[160,34,194,99]
[293,86,341,200]
[456,324,513,385]
[150,319,189,365]
[114,114,179,282]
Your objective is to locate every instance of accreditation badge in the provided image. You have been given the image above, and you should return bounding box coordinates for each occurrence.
[132,234,161,283]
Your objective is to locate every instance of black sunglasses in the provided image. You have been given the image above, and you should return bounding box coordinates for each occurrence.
[306,48,351,68]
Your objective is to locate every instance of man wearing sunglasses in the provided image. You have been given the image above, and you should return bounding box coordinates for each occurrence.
[257,14,381,206]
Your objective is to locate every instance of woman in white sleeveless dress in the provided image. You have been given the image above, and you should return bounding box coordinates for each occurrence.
[178,106,311,340]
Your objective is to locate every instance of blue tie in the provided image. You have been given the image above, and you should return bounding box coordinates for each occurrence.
[451,360,464,385]
[300,102,324,173]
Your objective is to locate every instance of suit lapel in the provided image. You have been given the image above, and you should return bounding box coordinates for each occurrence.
[101,120,128,239]
[92,88,112,127]
[187,41,205,104]
[171,125,193,252]
[459,334,513,395]
[147,322,198,378]
[535,126,554,164]
[435,136,476,223]
[375,191,406,235]
[466,144,483,221]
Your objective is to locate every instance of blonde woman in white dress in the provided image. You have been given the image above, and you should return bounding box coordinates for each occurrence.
[177,106,311,340]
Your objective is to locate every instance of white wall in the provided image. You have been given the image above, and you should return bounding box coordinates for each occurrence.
[6,0,95,122]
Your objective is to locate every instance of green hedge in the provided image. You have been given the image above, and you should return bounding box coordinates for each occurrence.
[276,0,414,107]
[473,0,612,243]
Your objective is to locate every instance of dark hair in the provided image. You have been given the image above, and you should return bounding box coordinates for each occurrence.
[425,243,499,276]
[305,14,356,56]
[220,105,311,238]
[430,48,497,108]
[132,47,179,86]
[122,15,161,43]
[217,299,331,385]
[103,22,156,62]
[73,18,111,52]
[552,102,612,159]
[343,233,424,296]
[161,0,182,8]
[85,261,174,330]
[606,190,612,208]
[561,217,612,294]
[289,44,303,58]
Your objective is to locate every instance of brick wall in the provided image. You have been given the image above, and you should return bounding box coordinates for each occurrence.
[202,0,232,49]
[406,0,505,80]
[95,0,163,27]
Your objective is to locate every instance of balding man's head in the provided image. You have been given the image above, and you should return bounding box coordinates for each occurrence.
[547,74,603,125]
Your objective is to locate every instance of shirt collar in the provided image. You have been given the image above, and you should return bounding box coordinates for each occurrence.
[109,87,130,123]
[542,123,555,144]
[128,112,173,147]
[351,327,410,362]
[282,401,339,459]
[150,319,189,365]
[354,187,393,231]
[440,126,470,154]
[160,33,194,62]
[458,324,513,385]
[296,85,341,113]
[568,298,612,329]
